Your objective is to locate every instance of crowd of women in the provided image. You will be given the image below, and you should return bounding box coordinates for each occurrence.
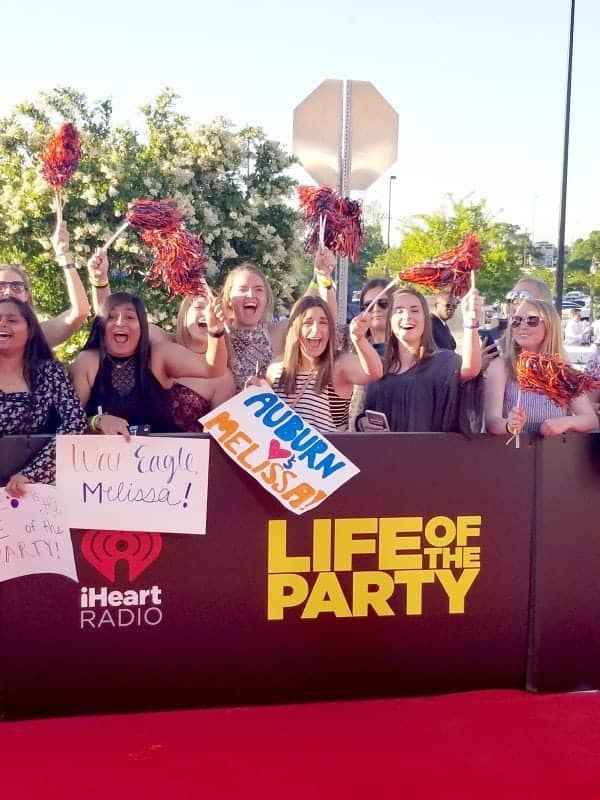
[1,224,598,498]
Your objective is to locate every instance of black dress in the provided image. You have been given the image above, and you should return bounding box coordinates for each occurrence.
[363,350,483,434]
[86,355,177,433]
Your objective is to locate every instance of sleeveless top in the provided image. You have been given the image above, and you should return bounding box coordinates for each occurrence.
[503,377,566,434]
[270,366,349,433]
[229,324,273,391]
[170,382,211,433]
[86,354,177,433]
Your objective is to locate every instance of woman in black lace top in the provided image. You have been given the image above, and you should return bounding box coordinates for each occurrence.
[0,298,87,497]
[70,292,227,437]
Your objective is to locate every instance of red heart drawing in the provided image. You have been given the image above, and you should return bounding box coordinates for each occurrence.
[269,439,292,460]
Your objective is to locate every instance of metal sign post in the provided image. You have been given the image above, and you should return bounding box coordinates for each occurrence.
[293,80,398,324]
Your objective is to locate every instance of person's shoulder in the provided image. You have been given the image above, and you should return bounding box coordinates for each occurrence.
[72,348,98,365]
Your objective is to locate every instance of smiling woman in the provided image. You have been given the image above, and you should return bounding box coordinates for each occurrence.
[484,299,597,437]
[359,288,483,433]
[264,296,382,433]
[0,298,87,497]
[70,292,228,437]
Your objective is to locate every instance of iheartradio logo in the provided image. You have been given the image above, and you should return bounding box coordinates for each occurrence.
[81,531,162,583]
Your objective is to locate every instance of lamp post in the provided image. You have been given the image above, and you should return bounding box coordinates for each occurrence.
[590,257,598,325]
[386,175,397,249]
[555,0,576,315]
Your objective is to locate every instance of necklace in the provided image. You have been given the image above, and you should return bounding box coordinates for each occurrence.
[106,354,135,368]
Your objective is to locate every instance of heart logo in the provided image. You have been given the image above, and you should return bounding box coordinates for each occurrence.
[269,439,292,460]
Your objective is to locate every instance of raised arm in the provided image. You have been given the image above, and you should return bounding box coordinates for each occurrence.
[459,288,483,381]
[41,222,90,348]
[87,248,111,315]
[333,312,383,395]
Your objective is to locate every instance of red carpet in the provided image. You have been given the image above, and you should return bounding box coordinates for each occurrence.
[3,690,600,799]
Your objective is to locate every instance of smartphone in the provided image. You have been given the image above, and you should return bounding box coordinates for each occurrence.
[128,424,151,436]
[478,330,499,358]
[364,410,390,431]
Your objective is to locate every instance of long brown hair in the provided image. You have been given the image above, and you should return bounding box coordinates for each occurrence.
[221,262,274,326]
[503,299,566,381]
[383,288,437,375]
[0,297,54,389]
[279,296,335,394]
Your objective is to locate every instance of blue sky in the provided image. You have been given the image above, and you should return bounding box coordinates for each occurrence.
[1,0,598,244]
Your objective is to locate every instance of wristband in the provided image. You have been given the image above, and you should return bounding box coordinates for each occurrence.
[464,322,480,330]
[316,276,333,289]
[309,280,319,291]
[56,253,75,267]
[62,263,77,270]
[208,328,226,338]
[505,421,515,435]
[92,280,109,289]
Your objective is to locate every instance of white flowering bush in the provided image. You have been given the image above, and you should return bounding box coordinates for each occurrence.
[0,87,304,328]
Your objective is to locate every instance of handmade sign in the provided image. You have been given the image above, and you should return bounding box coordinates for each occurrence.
[56,436,210,534]
[0,484,77,583]
[200,386,359,514]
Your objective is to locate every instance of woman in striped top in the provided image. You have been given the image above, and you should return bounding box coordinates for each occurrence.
[484,299,597,437]
[266,296,382,433]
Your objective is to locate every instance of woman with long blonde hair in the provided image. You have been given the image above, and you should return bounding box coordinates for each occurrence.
[485,299,597,437]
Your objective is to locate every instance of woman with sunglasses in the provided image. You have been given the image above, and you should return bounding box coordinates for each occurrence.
[0,222,90,349]
[484,299,597,437]
[349,279,391,429]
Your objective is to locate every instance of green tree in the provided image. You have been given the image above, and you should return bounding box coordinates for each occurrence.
[0,87,302,329]
[367,196,526,302]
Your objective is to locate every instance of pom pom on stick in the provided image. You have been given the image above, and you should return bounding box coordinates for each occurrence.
[397,234,483,299]
[298,185,363,262]
[40,122,81,225]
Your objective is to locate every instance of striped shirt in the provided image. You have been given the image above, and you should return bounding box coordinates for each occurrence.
[271,367,349,433]
[503,377,566,434]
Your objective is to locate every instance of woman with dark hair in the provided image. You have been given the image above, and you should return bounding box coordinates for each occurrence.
[485,299,596,437]
[70,292,227,437]
[349,279,393,429]
[0,222,90,348]
[359,287,483,433]
[0,298,87,497]
[264,296,382,432]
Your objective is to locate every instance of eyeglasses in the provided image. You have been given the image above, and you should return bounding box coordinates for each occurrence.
[0,280,26,293]
[511,315,541,328]
[361,298,389,312]
[505,290,534,303]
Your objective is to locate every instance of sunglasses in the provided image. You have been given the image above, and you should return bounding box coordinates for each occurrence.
[505,290,534,303]
[0,280,26,293]
[511,315,541,328]
[444,303,458,310]
[361,298,389,311]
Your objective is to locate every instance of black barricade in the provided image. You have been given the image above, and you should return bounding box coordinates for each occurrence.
[0,433,534,719]
[528,434,600,692]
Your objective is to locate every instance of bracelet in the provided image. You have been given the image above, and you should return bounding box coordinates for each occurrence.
[56,253,75,267]
[208,328,226,338]
[464,322,480,330]
[92,280,109,289]
[316,276,333,289]
[89,414,102,432]
[62,263,76,270]
[505,421,515,435]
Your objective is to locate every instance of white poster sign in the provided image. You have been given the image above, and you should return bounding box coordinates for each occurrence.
[0,484,77,582]
[56,436,210,534]
[200,386,359,515]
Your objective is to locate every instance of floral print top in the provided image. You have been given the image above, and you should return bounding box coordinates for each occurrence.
[0,360,87,482]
